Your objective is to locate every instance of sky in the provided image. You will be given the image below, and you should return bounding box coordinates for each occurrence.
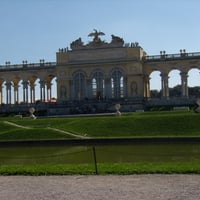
[0,0,200,91]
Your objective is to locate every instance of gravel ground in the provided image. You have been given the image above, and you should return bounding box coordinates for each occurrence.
[0,175,200,200]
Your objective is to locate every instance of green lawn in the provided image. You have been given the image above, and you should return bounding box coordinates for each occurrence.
[0,120,73,141]
[3,110,200,139]
[1,110,200,175]
[1,162,200,175]
[0,143,200,175]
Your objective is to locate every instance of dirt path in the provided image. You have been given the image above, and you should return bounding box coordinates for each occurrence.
[4,121,30,129]
[47,127,90,139]
[4,121,89,139]
[0,175,199,200]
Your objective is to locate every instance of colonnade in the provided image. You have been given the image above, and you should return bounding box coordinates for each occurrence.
[144,71,190,98]
[0,69,197,105]
[0,79,55,105]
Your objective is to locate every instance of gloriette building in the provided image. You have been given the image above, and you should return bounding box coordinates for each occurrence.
[0,30,200,115]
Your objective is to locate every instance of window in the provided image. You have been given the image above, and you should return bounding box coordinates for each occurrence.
[73,71,86,100]
[92,71,104,99]
[111,69,124,98]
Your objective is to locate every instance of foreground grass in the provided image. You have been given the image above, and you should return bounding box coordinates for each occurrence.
[1,162,200,175]
[1,111,200,174]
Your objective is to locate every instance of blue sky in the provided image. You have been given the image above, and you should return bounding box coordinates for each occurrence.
[0,0,200,90]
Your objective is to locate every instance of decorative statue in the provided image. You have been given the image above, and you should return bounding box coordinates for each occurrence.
[29,107,36,119]
[88,29,105,43]
[70,38,83,50]
[115,103,121,116]
[111,34,124,45]
[70,30,125,49]
[194,99,200,113]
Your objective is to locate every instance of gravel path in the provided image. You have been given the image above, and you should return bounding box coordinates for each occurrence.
[4,120,90,139]
[0,175,200,200]
[4,121,30,129]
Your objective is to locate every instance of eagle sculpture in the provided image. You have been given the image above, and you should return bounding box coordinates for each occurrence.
[88,29,105,42]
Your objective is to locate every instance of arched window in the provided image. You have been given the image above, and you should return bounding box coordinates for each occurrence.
[111,69,124,98]
[73,71,86,100]
[92,71,104,99]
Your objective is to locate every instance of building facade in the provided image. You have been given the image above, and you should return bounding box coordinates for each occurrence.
[56,30,146,102]
[0,30,200,114]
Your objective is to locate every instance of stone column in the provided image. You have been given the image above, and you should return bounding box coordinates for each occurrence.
[0,85,3,104]
[123,76,127,98]
[6,85,8,104]
[5,81,12,104]
[99,78,105,99]
[29,82,36,103]
[68,79,72,100]
[143,75,150,98]
[13,84,19,104]
[39,80,46,102]
[22,80,29,104]
[86,79,91,99]
[160,73,169,98]
[46,81,52,102]
[180,72,188,97]
[71,79,75,101]
[104,77,111,99]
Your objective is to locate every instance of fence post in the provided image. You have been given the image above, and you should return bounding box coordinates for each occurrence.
[92,146,98,175]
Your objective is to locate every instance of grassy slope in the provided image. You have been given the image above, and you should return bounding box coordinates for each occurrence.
[0,121,73,141]
[64,111,200,137]
[5,110,200,139]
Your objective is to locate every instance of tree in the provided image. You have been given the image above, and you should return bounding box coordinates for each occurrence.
[150,90,161,98]
[188,86,200,97]
[169,85,181,97]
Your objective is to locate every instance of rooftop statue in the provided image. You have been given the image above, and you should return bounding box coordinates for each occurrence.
[111,34,124,46]
[69,30,124,50]
[70,37,83,50]
[88,29,105,43]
